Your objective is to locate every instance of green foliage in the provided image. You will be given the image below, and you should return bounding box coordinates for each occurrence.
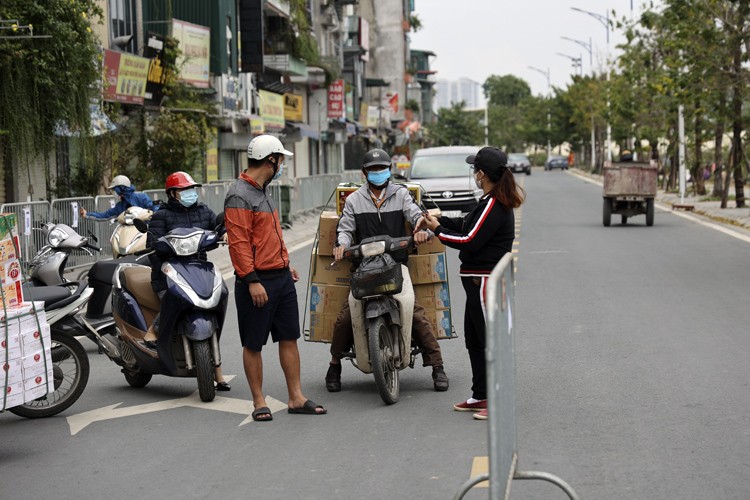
[0,0,103,166]
[484,75,532,107]
[143,110,209,188]
[406,99,420,113]
[428,102,483,147]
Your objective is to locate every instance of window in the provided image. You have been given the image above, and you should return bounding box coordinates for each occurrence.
[109,0,137,53]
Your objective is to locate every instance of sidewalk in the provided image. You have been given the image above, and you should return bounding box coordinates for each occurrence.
[570,168,750,233]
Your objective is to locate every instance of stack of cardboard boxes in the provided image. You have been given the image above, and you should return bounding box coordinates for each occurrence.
[0,213,53,411]
[305,184,456,343]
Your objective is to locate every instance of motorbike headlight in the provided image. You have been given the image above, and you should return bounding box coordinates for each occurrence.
[166,232,203,256]
[124,213,135,225]
[361,241,386,257]
[48,227,69,247]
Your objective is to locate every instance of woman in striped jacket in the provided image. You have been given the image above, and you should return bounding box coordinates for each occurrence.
[420,146,525,421]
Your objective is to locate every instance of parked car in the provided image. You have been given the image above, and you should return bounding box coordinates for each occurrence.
[399,146,482,217]
[508,153,532,175]
[545,155,568,171]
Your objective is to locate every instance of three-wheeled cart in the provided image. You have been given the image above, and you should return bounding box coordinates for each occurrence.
[602,161,658,227]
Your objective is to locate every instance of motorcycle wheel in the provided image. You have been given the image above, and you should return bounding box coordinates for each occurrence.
[9,331,90,419]
[193,339,216,402]
[124,370,152,388]
[368,316,399,405]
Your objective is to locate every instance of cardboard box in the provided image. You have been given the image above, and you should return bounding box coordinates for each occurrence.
[23,370,54,402]
[310,284,349,313]
[22,348,52,379]
[317,211,339,257]
[1,356,23,386]
[308,313,339,343]
[0,301,35,322]
[414,282,451,310]
[335,185,359,215]
[2,381,25,410]
[407,253,447,284]
[0,259,22,284]
[310,255,352,286]
[423,307,455,339]
[21,323,51,356]
[0,331,22,363]
[416,236,446,255]
[1,280,24,307]
[0,236,20,262]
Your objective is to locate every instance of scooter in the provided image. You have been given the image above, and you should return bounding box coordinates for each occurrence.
[10,279,92,418]
[97,218,228,402]
[110,206,153,258]
[343,235,420,404]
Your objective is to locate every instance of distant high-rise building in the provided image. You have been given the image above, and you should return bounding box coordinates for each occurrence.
[434,78,482,110]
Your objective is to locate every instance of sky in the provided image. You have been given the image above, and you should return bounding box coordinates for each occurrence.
[409,0,652,100]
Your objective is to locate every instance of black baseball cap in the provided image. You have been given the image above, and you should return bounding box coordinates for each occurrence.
[465,147,508,175]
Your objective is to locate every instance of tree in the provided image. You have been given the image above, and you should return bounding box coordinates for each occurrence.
[0,0,103,197]
[427,102,483,147]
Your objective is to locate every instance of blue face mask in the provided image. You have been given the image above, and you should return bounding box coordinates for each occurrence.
[113,186,124,197]
[179,188,198,207]
[272,162,284,181]
[366,169,390,187]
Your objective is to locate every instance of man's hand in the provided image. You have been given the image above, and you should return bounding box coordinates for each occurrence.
[421,213,440,232]
[290,267,299,282]
[333,246,345,261]
[79,208,87,218]
[414,230,430,244]
[249,282,268,307]
[413,215,427,232]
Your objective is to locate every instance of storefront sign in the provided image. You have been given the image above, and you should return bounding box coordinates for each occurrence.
[327,79,345,119]
[259,90,285,131]
[284,93,303,122]
[251,116,265,134]
[172,19,210,88]
[103,49,150,105]
[222,75,239,112]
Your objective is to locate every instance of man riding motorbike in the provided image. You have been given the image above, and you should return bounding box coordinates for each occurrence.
[141,171,229,391]
[80,175,158,220]
[325,148,449,393]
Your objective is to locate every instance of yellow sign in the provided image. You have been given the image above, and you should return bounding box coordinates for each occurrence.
[260,90,285,131]
[250,117,265,134]
[206,131,218,181]
[284,93,303,122]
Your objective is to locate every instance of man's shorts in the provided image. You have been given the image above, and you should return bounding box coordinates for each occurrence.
[235,269,300,352]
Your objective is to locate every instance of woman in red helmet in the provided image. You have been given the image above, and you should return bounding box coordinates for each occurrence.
[142,171,230,390]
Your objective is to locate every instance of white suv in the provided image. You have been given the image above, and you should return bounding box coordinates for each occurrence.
[397,146,482,217]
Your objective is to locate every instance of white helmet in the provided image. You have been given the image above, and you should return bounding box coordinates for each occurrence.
[247,135,293,160]
[108,175,131,189]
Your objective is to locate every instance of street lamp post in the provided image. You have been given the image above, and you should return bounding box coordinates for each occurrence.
[528,66,551,163]
[562,35,596,170]
[484,91,490,146]
[571,6,612,166]
[556,52,583,77]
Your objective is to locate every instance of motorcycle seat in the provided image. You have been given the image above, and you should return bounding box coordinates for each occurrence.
[120,266,161,312]
[21,284,73,309]
[88,255,144,284]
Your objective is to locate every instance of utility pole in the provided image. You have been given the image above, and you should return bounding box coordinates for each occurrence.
[571,7,612,166]
[528,66,551,162]
[562,35,595,170]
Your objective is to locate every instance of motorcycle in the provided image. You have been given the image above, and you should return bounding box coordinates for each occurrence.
[9,224,96,418]
[110,206,153,258]
[342,234,419,404]
[97,217,228,402]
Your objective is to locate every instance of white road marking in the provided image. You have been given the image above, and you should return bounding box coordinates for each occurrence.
[66,377,288,435]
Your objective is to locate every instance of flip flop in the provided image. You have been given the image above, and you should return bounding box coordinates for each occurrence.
[287,399,327,415]
[252,406,273,422]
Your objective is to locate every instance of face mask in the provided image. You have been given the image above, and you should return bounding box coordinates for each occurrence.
[113,186,124,197]
[366,169,390,187]
[179,188,198,207]
[272,162,284,181]
[473,170,483,190]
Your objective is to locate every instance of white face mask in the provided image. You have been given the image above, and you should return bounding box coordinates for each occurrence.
[473,171,483,190]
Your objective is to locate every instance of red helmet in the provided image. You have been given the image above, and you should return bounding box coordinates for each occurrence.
[165,171,201,192]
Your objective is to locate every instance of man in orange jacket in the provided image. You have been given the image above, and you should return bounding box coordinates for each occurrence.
[224,134,327,422]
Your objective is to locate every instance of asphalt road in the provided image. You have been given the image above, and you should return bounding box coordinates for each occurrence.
[2,168,749,499]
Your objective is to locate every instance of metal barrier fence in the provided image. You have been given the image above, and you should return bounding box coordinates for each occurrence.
[0,172,360,271]
[454,253,579,500]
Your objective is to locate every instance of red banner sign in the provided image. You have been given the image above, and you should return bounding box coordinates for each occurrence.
[327,79,345,119]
